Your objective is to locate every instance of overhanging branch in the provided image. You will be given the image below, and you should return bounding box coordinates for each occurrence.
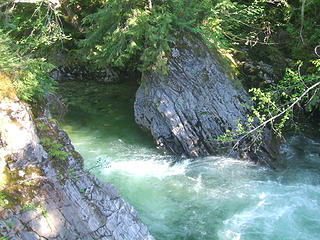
[233,80,320,150]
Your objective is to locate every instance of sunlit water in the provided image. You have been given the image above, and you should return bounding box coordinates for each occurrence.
[60,80,320,240]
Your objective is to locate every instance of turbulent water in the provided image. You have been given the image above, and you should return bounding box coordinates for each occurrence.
[60,80,320,240]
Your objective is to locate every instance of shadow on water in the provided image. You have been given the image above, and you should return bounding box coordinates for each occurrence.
[59,78,154,146]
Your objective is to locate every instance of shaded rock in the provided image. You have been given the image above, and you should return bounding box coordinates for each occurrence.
[134,32,280,167]
[233,45,289,90]
[50,66,120,83]
[20,231,39,240]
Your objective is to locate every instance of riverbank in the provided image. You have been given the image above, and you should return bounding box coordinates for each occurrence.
[0,74,154,239]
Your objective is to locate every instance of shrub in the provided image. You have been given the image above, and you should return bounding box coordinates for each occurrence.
[0,30,56,103]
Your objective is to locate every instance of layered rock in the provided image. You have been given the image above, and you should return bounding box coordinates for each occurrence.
[0,74,154,240]
[134,32,280,167]
[51,66,119,84]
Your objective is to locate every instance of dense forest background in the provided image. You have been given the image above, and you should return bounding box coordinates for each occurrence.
[0,0,319,137]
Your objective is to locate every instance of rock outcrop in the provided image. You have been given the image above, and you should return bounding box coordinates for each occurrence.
[134,32,280,167]
[51,66,120,84]
[0,73,154,240]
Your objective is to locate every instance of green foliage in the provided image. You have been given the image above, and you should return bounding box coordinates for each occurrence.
[1,0,319,143]
[216,121,247,144]
[21,202,48,217]
[80,0,234,73]
[196,0,319,72]
[0,192,9,208]
[57,169,80,184]
[7,222,13,228]
[80,1,174,73]
[214,117,264,152]
[79,0,317,74]
[2,0,318,77]
[37,204,48,218]
[12,58,57,103]
[40,137,70,161]
[21,202,35,212]
[216,60,319,146]
[197,0,291,49]
[249,60,320,136]
[205,0,320,145]
[285,0,320,60]
[0,30,56,103]
[36,122,48,131]
[1,2,70,55]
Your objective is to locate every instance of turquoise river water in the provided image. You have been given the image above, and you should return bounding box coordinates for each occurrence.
[60,80,320,240]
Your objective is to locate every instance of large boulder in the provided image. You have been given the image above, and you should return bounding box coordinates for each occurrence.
[134,32,280,167]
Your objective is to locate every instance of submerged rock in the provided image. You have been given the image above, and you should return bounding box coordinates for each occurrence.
[0,74,154,240]
[134,32,280,167]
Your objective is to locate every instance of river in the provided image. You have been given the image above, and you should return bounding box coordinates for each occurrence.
[59,80,320,240]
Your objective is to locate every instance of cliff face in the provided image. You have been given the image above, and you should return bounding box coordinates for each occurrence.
[0,73,154,240]
[134,32,280,167]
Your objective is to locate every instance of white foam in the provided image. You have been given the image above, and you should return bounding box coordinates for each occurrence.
[194,174,203,193]
[102,159,187,178]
